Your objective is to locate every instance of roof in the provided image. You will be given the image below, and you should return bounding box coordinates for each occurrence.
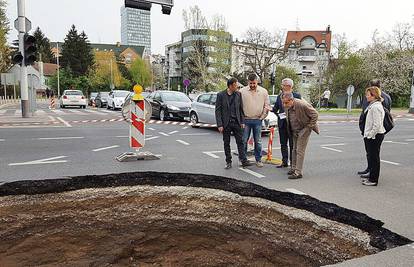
[33,63,58,76]
[284,28,332,52]
[50,42,145,58]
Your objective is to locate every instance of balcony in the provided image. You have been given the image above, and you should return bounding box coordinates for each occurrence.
[297,56,316,62]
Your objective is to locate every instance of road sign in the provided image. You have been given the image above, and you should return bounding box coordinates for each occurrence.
[183,79,190,87]
[14,18,31,32]
[347,85,355,96]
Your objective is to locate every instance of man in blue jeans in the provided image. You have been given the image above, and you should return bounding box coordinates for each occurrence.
[240,73,270,167]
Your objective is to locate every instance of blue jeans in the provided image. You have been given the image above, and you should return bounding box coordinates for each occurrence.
[243,119,262,162]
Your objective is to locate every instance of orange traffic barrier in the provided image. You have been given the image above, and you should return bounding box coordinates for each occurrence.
[266,127,275,161]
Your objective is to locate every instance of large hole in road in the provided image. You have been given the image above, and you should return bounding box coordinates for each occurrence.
[0,172,411,266]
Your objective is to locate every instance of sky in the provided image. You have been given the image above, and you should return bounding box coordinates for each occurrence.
[5,0,414,55]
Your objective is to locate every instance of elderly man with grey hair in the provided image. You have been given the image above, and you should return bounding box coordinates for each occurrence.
[281,92,319,179]
[272,78,302,168]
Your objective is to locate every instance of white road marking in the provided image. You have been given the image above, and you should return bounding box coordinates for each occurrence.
[172,122,179,125]
[168,130,179,135]
[405,139,414,142]
[147,127,155,131]
[383,141,409,145]
[285,188,307,195]
[9,156,68,166]
[92,145,120,152]
[37,137,84,140]
[176,139,190,145]
[321,143,346,147]
[156,121,163,124]
[0,139,5,141]
[203,151,220,159]
[323,135,345,139]
[182,126,188,129]
[321,147,343,153]
[116,135,128,138]
[164,121,171,124]
[56,117,72,127]
[0,109,7,114]
[48,115,56,122]
[239,168,265,178]
[145,136,160,141]
[159,132,169,137]
[180,133,211,136]
[381,160,401,166]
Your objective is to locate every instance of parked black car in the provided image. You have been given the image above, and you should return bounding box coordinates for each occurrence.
[94,92,110,108]
[146,90,192,121]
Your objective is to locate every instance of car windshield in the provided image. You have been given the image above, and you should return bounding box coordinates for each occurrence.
[90,93,98,97]
[161,92,191,102]
[100,92,109,97]
[65,90,83,96]
[269,95,277,106]
[114,91,129,97]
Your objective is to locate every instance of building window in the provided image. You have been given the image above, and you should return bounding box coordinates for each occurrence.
[301,37,316,47]
[302,66,307,70]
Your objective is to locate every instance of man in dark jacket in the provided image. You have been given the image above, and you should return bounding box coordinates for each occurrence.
[272,78,301,168]
[358,79,392,176]
[216,78,251,169]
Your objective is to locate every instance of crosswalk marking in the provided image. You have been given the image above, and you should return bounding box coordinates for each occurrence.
[0,110,7,114]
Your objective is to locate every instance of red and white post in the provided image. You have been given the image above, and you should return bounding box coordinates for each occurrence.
[130,99,145,149]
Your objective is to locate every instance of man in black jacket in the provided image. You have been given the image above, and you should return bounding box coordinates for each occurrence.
[273,78,302,168]
[215,78,251,169]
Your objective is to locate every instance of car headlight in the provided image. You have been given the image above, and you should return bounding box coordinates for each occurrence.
[167,105,180,111]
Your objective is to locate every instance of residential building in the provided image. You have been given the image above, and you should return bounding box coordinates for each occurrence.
[165,41,182,90]
[121,5,151,56]
[282,26,332,92]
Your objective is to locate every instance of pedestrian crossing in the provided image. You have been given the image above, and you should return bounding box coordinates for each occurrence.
[0,108,121,117]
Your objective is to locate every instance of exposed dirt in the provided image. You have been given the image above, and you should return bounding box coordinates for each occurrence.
[1,185,376,267]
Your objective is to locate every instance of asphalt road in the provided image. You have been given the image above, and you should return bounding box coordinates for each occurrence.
[1,102,414,266]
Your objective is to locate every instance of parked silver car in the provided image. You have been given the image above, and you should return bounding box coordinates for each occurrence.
[190,92,278,131]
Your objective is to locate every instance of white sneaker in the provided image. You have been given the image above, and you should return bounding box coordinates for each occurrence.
[256,161,264,167]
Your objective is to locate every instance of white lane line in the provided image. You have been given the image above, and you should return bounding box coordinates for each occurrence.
[285,188,307,195]
[9,156,68,166]
[37,137,85,140]
[0,139,5,141]
[323,135,345,139]
[116,136,128,138]
[381,160,401,166]
[321,147,343,153]
[56,117,72,127]
[159,132,170,137]
[321,143,346,147]
[168,130,179,135]
[147,127,155,131]
[48,115,56,122]
[92,145,120,152]
[145,136,160,141]
[176,139,190,146]
[203,151,220,159]
[239,168,265,178]
[383,141,409,145]
[405,139,414,142]
[182,126,188,129]
[180,133,211,136]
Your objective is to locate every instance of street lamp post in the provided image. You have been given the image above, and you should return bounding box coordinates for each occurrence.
[410,68,414,113]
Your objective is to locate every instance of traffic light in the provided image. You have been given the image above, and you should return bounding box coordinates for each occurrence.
[12,52,23,65]
[161,5,172,14]
[270,74,275,85]
[24,34,37,66]
[125,0,152,10]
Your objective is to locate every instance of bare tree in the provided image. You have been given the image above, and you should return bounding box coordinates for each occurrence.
[241,27,286,83]
[210,14,227,31]
[182,5,208,30]
[389,22,414,51]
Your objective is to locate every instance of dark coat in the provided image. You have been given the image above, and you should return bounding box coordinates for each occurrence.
[215,90,245,128]
[272,92,302,129]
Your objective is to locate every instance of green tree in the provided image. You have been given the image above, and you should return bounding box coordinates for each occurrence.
[129,57,152,88]
[48,68,91,95]
[60,25,94,76]
[0,0,10,72]
[89,50,124,91]
[33,27,54,63]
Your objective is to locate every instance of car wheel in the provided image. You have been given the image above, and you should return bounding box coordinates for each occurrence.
[190,112,199,127]
[61,105,65,109]
[107,103,110,109]
[159,109,166,121]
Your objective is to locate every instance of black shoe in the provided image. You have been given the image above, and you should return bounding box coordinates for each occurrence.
[288,173,303,179]
[241,160,253,168]
[287,169,295,175]
[224,163,232,169]
[357,169,369,175]
[360,173,370,179]
[277,163,288,168]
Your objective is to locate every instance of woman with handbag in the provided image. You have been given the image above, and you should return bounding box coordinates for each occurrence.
[361,86,386,186]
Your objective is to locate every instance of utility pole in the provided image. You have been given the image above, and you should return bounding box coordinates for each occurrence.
[56,42,60,97]
[17,0,29,117]
[410,69,414,113]
[271,63,276,95]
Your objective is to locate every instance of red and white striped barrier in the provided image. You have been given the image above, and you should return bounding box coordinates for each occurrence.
[130,99,145,149]
[266,127,275,161]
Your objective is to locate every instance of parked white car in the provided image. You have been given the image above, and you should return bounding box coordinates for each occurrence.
[190,92,277,131]
[107,90,130,110]
[59,90,87,109]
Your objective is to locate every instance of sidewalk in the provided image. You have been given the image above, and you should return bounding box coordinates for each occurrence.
[318,108,413,122]
[0,100,56,125]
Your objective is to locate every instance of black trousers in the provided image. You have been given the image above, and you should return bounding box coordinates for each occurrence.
[278,125,293,164]
[363,138,371,171]
[223,121,246,164]
[365,134,384,183]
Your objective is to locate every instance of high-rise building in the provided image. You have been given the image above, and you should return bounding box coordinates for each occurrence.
[121,5,151,56]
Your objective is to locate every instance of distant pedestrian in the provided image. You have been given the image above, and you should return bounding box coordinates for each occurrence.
[240,73,270,167]
[321,88,331,109]
[359,86,385,186]
[215,78,252,169]
[45,88,51,99]
[272,78,301,168]
[358,79,392,177]
[282,92,319,179]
